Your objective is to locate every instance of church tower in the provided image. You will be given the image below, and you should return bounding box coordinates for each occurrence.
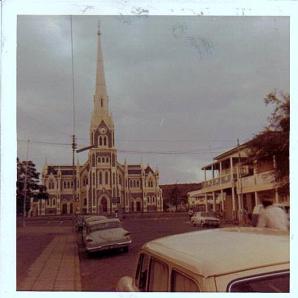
[88,27,118,214]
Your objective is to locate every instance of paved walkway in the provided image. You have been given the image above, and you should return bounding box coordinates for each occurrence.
[18,234,81,291]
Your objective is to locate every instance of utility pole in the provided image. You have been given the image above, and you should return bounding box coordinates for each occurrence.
[72,134,77,214]
[237,138,243,224]
[22,139,30,227]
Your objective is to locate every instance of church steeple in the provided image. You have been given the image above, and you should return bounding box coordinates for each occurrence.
[91,24,113,129]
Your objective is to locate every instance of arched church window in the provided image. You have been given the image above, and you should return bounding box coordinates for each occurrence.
[53,198,56,206]
[99,136,102,146]
[101,98,103,107]
[105,171,109,185]
[113,173,115,184]
[119,175,122,185]
[92,154,95,167]
[99,171,102,184]
[103,136,107,146]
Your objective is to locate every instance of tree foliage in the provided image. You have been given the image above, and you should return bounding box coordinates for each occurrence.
[16,158,49,215]
[248,92,289,192]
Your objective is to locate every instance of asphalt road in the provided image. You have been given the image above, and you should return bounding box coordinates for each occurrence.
[78,215,199,291]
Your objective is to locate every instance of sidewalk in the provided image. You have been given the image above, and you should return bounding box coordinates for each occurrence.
[18,233,81,291]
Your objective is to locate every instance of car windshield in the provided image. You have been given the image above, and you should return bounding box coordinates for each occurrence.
[88,221,121,232]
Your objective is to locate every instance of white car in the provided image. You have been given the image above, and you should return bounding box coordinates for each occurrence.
[191,211,220,227]
[116,227,289,292]
[83,218,132,254]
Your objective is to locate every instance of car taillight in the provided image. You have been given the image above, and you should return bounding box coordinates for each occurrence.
[86,238,93,242]
[124,232,131,237]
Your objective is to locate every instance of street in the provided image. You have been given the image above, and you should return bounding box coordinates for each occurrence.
[78,215,198,291]
[17,214,200,291]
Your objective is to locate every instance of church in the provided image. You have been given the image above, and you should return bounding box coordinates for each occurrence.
[30,29,163,216]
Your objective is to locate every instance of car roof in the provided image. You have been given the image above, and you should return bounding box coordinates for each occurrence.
[142,227,289,278]
[86,218,120,226]
[85,215,107,222]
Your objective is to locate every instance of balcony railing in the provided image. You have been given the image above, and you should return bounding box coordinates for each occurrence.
[202,173,237,189]
[238,170,276,192]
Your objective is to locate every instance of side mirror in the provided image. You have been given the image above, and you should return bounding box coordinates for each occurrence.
[116,276,137,292]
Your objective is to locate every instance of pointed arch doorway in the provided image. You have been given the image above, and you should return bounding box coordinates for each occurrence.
[98,195,110,214]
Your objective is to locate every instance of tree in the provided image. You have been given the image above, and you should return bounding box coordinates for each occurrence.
[248,92,289,193]
[170,184,180,211]
[16,158,49,215]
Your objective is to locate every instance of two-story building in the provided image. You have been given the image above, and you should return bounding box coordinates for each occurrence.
[188,142,289,222]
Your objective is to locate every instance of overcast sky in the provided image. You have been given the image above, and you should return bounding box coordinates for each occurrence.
[17,15,289,184]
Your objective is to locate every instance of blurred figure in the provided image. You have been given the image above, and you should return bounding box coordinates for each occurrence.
[188,209,194,219]
[252,203,264,227]
[257,200,289,231]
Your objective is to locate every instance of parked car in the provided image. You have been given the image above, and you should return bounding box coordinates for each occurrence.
[116,227,289,292]
[83,218,131,254]
[191,211,220,227]
[84,215,107,224]
[80,215,108,236]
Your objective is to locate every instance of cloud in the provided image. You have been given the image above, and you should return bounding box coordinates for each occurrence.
[17,16,289,184]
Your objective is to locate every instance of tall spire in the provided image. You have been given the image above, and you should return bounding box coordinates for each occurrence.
[95,23,107,101]
[91,23,113,129]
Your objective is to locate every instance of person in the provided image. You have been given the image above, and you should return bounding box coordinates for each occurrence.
[257,199,289,231]
[252,203,264,227]
[188,209,194,218]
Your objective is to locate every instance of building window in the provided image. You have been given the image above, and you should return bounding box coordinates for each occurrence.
[103,136,107,146]
[52,198,56,206]
[99,171,102,184]
[101,98,103,107]
[105,171,109,185]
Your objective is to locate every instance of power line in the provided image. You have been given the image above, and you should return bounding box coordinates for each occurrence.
[18,139,71,146]
[18,139,231,156]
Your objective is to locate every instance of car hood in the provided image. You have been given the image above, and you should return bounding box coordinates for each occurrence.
[88,228,129,242]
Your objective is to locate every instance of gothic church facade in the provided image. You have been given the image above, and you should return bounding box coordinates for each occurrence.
[30,30,163,216]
